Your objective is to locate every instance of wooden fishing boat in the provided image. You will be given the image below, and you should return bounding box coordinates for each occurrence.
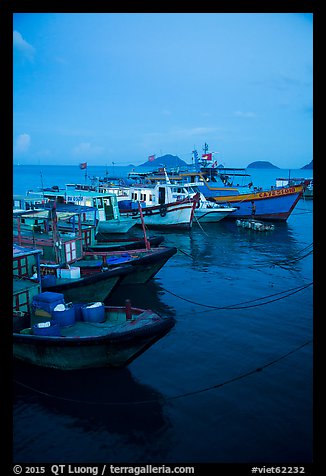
[13,245,42,331]
[13,209,136,302]
[25,186,136,233]
[13,303,175,370]
[77,246,177,285]
[137,145,306,222]
[183,148,306,221]
[40,264,135,302]
[127,168,237,224]
[86,235,165,251]
[117,183,200,229]
[275,177,313,200]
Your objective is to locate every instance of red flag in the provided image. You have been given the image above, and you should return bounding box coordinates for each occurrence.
[148,155,155,162]
[79,162,87,170]
[202,153,212,161]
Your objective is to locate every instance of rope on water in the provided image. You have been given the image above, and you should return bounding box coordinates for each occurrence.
[13,340,312,405]
[161,281,313,310]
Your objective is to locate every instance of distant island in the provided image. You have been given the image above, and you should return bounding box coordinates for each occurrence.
[138,154,188,168]
[247,161,279,169]
[135,156,313,171]
[301,160,313,170]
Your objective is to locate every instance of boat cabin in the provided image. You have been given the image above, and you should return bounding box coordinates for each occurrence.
[13,245,42,314]
[27,187,124,225]
[13,209,86,265]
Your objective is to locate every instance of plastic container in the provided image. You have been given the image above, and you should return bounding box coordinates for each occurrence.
[58,267,81,279]
[81,302,106,323]
[52,305,76,327]
[32,321,61,336]
[32,292,65,315]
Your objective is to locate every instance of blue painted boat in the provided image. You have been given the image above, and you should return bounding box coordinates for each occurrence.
[158,147,305,222]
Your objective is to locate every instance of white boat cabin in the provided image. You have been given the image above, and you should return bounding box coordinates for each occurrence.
[27,187,122,224]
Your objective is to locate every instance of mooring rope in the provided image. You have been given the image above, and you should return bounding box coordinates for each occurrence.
[160,281,313,310]
[13,340,312,406]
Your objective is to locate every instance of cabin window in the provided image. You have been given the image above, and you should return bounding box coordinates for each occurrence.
[149,194,153,201]
[132,192,138,200]
[65,241,77,263]
[13,290,29,311]
[13,257,28,277]
[141,193,146,201]
[83,230,92,246]
[158,187,166,205]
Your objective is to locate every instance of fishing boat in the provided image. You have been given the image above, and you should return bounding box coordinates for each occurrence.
[128,168,237,224]
[140,144,306,222]
[66,177,200,229]
[13,203,177,290]
[275,177,313,200]
[87,235,165,252]
[78,245,177,285]
[13,245,43,332]
[13,210,136,303]
[26,186,136,233]
[15,198,165,252]
[116,182,200,229]
[188,146,306,221]
[13,249,175,370]
[13,300,175,370]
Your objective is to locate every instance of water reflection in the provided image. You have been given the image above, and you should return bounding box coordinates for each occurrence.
[171,218,313,277]
[13,362,171,461]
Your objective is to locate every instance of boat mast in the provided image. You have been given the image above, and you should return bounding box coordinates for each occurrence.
[137,202,151,251]
[203,142,209,155]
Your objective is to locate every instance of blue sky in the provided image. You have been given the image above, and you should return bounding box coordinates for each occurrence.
[13,13,313,168]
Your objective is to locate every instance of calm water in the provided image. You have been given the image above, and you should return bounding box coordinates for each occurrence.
[12,165,314,465]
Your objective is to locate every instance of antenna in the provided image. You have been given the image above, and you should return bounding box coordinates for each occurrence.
[40,171,45,199]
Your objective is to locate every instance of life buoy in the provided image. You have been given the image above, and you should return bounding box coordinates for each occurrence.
[159,205,167,217]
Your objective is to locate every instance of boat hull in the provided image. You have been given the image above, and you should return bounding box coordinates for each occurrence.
[207,185,303,221]
[120,247,177,284]
[97,218,135,234]
[79,247,178,285]
[120,201,196,229]
[88,235,164,250]
[13,307,175,369]
[194,208,236,223]
[41,265,134,302]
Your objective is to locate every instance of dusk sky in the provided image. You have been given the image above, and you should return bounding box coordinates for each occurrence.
[13,13,313,169]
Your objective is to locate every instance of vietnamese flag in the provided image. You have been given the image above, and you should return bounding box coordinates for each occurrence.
[79,162,87,170]
[148,155,156,162]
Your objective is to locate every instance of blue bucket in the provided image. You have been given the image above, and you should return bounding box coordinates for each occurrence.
[52,306,76,327]
[81,303,105,323]
[32,321,61,336]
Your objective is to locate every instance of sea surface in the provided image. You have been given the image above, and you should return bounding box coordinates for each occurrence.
[12,165,314,467]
